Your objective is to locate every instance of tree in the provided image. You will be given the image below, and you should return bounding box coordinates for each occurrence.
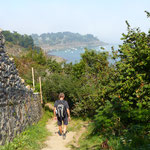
[2,30,34,48]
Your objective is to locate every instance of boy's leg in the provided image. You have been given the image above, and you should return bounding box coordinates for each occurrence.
[63,117,68,133]
[63,125,67,134]
[59,125,62,134]
[57,117,62,135]
[62,117,68,139]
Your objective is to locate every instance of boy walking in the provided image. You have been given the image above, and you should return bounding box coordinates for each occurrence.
[54,93,71,139]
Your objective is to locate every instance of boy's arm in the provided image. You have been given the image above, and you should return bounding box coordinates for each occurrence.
[65,101,71,120]
[54,107,57,120]
[67,109,71,121]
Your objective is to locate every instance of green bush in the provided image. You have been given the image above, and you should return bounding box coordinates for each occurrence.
[42,50,113,117]
[89,19,150,149]
[42,73,80,108]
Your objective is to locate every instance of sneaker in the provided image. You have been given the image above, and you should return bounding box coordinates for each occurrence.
[63,133,66,140]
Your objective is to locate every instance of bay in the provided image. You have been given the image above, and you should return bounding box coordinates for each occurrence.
[47,44,119,64]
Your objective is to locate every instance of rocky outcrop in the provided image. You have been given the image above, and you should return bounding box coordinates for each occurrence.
[0,31,42,145]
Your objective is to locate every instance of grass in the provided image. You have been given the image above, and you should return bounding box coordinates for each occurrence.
[71,122,102,150]
[0,109,53,150]
[67,117,90,150]
[67,117,85,132]
[75,123,150,150]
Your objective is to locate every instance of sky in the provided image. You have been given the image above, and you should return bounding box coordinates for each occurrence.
[0,0,150,44]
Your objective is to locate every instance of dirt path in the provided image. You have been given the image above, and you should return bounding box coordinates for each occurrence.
[42,119,76,150]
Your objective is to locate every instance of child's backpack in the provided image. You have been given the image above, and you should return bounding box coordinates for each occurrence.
[56,101,66,118]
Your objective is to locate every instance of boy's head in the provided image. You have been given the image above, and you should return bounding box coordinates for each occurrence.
[59,93,65,100]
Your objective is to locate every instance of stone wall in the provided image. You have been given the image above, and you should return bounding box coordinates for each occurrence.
[0,32,42,145]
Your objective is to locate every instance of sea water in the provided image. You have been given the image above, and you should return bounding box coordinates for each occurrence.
[48,44,119,64]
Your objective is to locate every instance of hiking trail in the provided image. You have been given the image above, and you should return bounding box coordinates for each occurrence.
[42,103,87,150]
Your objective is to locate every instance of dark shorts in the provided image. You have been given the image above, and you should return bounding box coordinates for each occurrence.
[57,116,68,126]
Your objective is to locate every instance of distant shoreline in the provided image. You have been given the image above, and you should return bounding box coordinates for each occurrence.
[42,43,108,52]
[46,44,119,64]
[32,32,108,52]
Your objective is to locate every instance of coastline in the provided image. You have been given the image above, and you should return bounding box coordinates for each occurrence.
[40,42,108,52]
[45,44,119,64]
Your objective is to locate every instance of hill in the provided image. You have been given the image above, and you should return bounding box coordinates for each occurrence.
[31,32,107,51]
[2,30,64,62]
[2,30,34,49]
[2,30,36,56]
[5,42,27,57]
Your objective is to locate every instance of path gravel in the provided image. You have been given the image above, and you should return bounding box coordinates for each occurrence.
[42,119,76,150]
